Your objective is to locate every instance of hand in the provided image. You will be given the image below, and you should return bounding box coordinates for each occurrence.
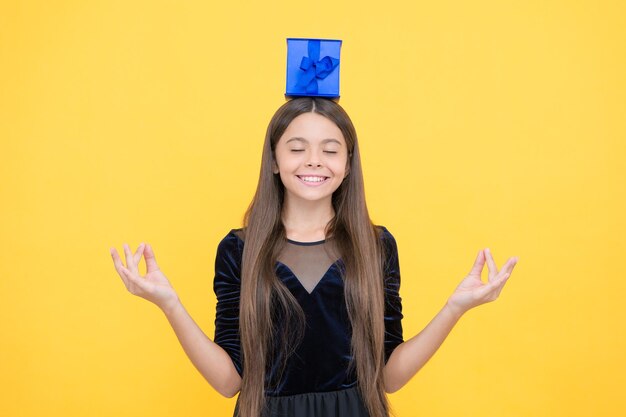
[446,248,518,317]
[110,243,180,312]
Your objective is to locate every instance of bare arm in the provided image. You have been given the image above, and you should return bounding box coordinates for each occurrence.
[110,243,241,398]
[162,300,242,398]
[383,248,518,393]
[383,301,462,393]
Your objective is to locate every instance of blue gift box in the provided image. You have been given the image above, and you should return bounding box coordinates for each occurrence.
[285,38,342,99]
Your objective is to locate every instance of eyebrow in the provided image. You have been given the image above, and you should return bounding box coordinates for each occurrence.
[285,137,342,145]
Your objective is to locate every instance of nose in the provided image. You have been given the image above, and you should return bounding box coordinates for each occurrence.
[305,153,322,167]
[305,149,323,168]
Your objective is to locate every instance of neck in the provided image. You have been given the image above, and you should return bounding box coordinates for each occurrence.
[281,195,335,241]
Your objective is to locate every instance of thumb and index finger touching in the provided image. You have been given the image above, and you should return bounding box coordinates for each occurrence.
[469,248,519,283]
[109,242,160,276]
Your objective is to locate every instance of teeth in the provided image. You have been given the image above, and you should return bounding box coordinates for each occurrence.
[300,176,327,183]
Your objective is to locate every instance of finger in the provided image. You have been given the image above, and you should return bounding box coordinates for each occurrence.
[493,273,511,298]
[498,257,518,279]
[111,247,132,288]
[124,243,139,275]
[110,247,127,276]
[144,243,160,273]
[484,248,499,281]
[468,249,485,276]
[110,247,126,268]
[119,266,138,293]
[133,243,146,273]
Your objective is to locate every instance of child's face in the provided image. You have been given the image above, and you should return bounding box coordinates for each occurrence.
[273,112,350,206]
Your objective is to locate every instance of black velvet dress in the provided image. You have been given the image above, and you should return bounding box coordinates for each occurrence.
[213,225,404,417]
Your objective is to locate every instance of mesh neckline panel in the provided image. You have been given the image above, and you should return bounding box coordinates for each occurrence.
[232,228,341,294]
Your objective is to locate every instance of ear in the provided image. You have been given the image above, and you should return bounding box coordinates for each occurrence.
[272,159,279,174]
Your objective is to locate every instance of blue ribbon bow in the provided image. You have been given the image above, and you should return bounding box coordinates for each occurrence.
[294,40,340,95]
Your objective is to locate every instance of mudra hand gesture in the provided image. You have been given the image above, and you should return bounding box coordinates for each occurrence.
[110,243,180,312]
[447,248,519,317]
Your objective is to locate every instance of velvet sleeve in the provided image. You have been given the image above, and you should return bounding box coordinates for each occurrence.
[380,226,404,363]
[212,231,244,377]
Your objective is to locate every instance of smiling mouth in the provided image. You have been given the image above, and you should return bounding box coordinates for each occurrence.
[296,175,330,184]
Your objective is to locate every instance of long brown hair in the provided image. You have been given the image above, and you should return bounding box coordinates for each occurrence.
[238,97,391,417]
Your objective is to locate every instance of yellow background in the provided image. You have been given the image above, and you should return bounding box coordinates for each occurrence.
[1,1,624,416]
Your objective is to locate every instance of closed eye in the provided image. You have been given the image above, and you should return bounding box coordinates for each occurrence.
[290,149,337,154]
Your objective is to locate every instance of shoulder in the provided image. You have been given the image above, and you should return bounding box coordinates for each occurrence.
[374,224,397,247]
[230,227,246,242]
[214,228,246,284]
[216,228,246,258]
[219,227,246,244]
[374,224,392,236]
[374,225,400,270]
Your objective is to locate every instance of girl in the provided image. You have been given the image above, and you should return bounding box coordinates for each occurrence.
[110,97,518,417]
